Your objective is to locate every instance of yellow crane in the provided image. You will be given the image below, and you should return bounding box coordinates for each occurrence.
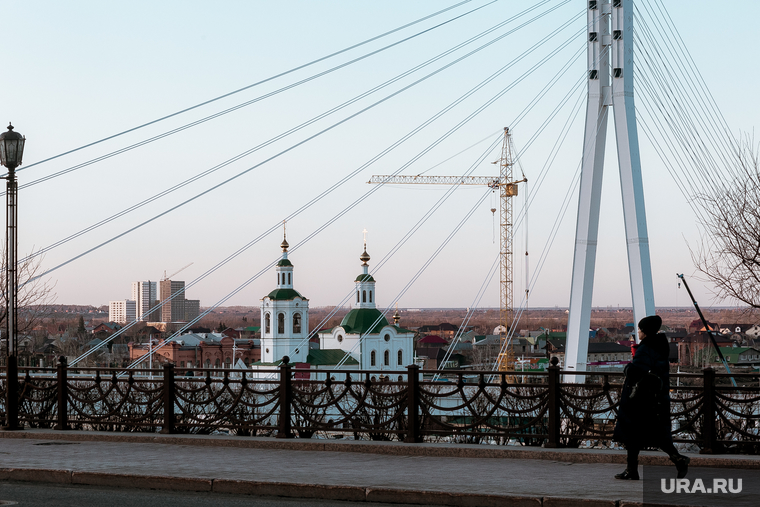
[369,127,526,373]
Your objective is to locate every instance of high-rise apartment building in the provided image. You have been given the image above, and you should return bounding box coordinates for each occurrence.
[109,300,136,324]
[184,299,200,322]
[160,279,187,322]
[132,281,159,321]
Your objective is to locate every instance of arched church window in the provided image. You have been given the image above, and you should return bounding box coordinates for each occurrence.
[384,350,390,366]
[369,291,372,303]
[215,358,220,367]
[278,273,281,285]
[293,313,302,334]
[357,291,360,303]
[362,290,367,303]
[225,357,231,368]
[370,350,376,366]
[288,272,291,285]
[278,313,285,334]
[205,359,211,368]
[398,350,403,365]
[265,313,271,334]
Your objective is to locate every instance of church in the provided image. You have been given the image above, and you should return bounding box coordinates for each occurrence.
[256,232,415,374]
[318,241,415,371]
[259,234,310,364]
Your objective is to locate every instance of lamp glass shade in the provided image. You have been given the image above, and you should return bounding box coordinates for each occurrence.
[0,127,25,169]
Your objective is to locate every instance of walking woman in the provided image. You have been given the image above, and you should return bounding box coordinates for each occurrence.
[612,315,690,480]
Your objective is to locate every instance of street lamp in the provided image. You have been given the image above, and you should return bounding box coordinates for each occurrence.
[0,123,25,430]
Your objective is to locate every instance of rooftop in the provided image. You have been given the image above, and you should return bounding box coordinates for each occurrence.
[340,308,388,335]
[265,288,306,301]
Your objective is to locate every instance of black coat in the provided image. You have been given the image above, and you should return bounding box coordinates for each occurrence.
[612,333,672,448]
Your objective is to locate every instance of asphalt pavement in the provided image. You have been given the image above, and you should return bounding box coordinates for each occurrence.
[1,430,758,507]
[0,482,430,507]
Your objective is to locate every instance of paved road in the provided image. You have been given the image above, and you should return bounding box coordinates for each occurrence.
[0,482,433,507]
[0,437,643,504]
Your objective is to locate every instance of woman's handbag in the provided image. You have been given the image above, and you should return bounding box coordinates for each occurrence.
[630,370,663,402]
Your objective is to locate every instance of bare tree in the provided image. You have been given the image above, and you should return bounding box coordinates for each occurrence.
[694,140,760,309]
[0,245,56,335]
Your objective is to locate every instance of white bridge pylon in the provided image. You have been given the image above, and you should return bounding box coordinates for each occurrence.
[565,0,655,381]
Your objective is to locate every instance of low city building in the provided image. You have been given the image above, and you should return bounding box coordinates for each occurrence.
[417,335,448,348]
[716,347,760,367]
[128,333,259,369]
[546,339,633,368]
[108,300,136,324]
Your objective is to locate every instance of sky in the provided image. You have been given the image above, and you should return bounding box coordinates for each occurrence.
[4,0,759,313]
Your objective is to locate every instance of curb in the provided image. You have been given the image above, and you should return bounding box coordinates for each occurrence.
[1,429,758,469]
[0,468,635,507]
[72,471,212,492]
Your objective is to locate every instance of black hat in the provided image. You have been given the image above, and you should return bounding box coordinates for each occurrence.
[638,315,662,337]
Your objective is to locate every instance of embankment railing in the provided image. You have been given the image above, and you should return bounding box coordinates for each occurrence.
[2,356,759,453]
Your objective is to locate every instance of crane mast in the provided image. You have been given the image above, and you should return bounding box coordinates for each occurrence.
[497,127,517,373]
[369,127,525,373]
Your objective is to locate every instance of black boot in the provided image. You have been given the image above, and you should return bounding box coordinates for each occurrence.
[614,468,640,480]
[671,454,690,479]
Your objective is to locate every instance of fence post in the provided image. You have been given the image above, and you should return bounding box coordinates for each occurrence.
[160,363,175,434]
[405,364,421,443]
[55,356,68,430]
[3,355,19,430]
[700,367,718,454]
[545,357,561,448]
[276,356,293,438]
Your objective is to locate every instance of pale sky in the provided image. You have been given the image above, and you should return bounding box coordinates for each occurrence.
[4,1,759,312]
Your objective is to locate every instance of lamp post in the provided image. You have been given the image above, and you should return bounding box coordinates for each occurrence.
[0,123,25,431]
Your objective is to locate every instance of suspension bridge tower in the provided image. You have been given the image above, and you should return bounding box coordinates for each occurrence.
[565,0,655,380]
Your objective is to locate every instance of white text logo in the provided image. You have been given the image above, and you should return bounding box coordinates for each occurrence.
[661,478,742,494]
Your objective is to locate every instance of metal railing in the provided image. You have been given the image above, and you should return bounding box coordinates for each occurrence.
[2,357,759,453]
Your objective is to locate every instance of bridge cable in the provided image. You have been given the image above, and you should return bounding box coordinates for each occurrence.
[11,0,496,176]
[20,0,576,265]
[71,18,584,366]
[11,0,556,192]
[134,26,586,371]
[31,10,585,286]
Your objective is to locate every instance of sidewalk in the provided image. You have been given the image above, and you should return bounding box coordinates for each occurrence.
[1,430,758,506]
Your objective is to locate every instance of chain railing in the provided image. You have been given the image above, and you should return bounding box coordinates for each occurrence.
[1,356,759,452]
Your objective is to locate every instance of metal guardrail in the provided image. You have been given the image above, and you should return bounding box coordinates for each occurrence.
[2,357,759,453]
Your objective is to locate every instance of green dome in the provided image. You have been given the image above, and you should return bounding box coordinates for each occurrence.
[266,288,305,301]
[276,258,293,267]
[340,308,388,335]
[355,274,375,282]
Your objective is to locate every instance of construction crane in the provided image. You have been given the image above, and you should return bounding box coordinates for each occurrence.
[369,127,526,374]
[163,262,193,281]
